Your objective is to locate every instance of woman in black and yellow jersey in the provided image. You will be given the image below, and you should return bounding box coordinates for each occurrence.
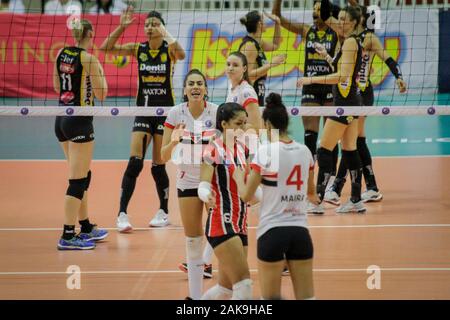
[297,5,366,214]
[100,7,186,231]
[322,4,407,206]
[54,19,109,250]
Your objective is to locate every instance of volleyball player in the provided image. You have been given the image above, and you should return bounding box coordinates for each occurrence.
[233,93,317,299]
[54,19,109,250]
[225,51,262,131]
[239,10,286,106]
[298,5,366,213]
[100,7,186,230]
[160,69,218,299]
[198,102,253,300]
[322,3,408,205]
[273,0,339,214]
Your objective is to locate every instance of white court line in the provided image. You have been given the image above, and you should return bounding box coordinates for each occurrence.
[1,224,450,232]
[0,155,449,162]
[0,268,450,276]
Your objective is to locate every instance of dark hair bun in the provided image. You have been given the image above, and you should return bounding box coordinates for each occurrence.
[265,92,283,108]
[240,16,247,25]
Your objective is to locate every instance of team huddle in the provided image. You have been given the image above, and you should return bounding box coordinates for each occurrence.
[52,0,407,300]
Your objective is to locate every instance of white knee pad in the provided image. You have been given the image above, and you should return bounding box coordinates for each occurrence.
[201,284,233,300]
[186,236,203,260]
[231,278,253,300]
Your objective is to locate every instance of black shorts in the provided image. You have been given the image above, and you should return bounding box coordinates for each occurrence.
[360,84,374,106]
[207,233,248,249]
[54,116,94,143]
[177,188,198,198]
[329,92,361,125]
[301,85,334,105]
[132,116,166,135]
[257,226,313,262]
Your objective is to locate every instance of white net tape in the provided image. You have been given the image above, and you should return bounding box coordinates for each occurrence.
[0,106,449,117]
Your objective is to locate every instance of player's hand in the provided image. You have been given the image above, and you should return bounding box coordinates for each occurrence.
[264,11,281,24]
[396,78,407,93]
[233,166,246,183]
[270,53,287,67]
[297,77,308,88]
[206,190,216,209]
[120,6,136,28]
[314,43,327,57]
[171,123,185,144]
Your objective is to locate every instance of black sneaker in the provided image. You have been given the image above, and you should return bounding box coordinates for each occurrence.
[178,262,213,279]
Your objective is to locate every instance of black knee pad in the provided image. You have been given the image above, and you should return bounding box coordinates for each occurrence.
[317,147,334,172]
[151,164,169,187]
[84,170,92,191]
[67,177,87,200]
[125,157,144,178]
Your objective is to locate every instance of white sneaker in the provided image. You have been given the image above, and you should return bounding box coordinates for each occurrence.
[149,209,169,227]
[307,202,325,215]
[117,212,133,233]
[324,190,341,206]
[361,189,383,203]
[336,200,366,214]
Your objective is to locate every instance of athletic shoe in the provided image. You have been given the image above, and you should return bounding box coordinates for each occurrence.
[324,190,341,206]
[58,236,95,250]
[117,212,133,233]
[361,189,383,203]
[282,266,290,276]
[78,225,109,242]
[149,209,169,227]
[307,202,325,215]
[178,262,213,279]
[336,200,366,214]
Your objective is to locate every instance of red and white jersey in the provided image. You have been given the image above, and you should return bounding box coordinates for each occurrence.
[164,101,218,190]
[203,138,249,238]
[226,80,258,109]
[250,140,314,239]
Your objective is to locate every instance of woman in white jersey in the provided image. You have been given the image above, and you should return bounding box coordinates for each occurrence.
[226,51,261,131]
[161,69,218,299]
[234,93,319,300]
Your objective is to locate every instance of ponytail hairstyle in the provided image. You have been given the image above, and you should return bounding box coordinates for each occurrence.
[262,92,289,134]
[71,19,93,43]
[182,69,209,102]
[216,102,247,132]
[240,10,261,34]
[228,51,250,83]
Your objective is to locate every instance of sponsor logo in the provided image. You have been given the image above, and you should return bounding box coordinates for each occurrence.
[71,135,86,141]
[134,122,150,128]
[63,49,78,56]
[143,88,167,95]
[84,75,92,105]
[139,63,167,73]
[141,75,167,83]
[139,53,148,62]
[160,52,168,63]
[60,62,74,74]
[61,91,75,104]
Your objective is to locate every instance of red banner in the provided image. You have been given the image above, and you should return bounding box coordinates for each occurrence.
[0,13,150,98]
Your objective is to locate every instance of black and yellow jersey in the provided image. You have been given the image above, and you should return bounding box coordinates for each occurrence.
[56,47,94,107]
[332,35,363,104]
[304,25,338,92]
[135,40,175,107]
[239,35,268,106]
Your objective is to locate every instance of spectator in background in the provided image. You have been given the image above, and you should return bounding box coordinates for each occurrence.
[89,0,126,15]
[44,0,82,15]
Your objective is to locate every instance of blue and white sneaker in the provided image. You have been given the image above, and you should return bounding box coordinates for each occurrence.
[58,236,96,250]
[78,225,109,242]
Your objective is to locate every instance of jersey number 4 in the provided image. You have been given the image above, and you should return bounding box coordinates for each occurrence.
[286,165,303,191]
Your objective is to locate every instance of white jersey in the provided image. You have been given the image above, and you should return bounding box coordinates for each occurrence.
[164,101,218,190]
[226,80,258,108]
[251,140,314,239]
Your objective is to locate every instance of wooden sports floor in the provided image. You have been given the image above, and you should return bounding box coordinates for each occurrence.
[0,157,449,300]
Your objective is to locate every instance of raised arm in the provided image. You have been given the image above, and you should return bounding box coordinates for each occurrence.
[272,0,309,38]
[260,12,282,52]
[99,6,138,57]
